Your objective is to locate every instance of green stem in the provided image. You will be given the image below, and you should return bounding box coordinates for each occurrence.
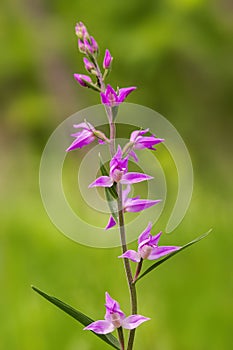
[133,259,143,283]
[108,106,116,156]
[117,327,125,350]
[117,183,137,350]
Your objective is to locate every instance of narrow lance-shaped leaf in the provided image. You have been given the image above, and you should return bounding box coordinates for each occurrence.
[31,286,120,350]
[99,155,118,222]
[99,155,118,199]
[135,229,212,283]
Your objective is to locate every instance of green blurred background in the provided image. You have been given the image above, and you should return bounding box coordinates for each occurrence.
[1,0,233,349]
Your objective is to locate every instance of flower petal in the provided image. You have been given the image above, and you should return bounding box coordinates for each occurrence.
[89,176,113,188]
[149,231,162,246]
[121,172,153,185]
[122,315,150,330]
[118,250,141,263]
[105,292,125,321]
[100,92,109,105]
[118,87,137,102]
[84,320,115,334]
[105,216,117,230]
[148,246,181,260]
[66,132,95,151]
[138,222,153,245]
[73,121,94,130]
[128,150,138,162]
[125,198,161,212]
[130,129,149,142]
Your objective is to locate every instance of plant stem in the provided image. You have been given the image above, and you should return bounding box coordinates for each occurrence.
[107,106,116,156]
[133,259,143,283]
[117,183,137,350]
[117,327,125,350]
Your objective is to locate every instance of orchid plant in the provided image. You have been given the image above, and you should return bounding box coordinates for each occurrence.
[32,22,211,350]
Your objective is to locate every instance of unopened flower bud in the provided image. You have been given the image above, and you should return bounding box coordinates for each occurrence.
[75,22,88,39]
[93,130,109,143]
[103,49,113,69]
[90,36,98,54]
[78,39,86,53]
[83,57,95,72]
[73,74,92,87]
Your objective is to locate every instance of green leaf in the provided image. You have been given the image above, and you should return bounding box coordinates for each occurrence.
[32,286,120,350]
[99,156,118,199]
[98,155,118,222]
[135,229,212,283]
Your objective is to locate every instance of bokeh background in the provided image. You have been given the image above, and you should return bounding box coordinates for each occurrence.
[1,0,233,349]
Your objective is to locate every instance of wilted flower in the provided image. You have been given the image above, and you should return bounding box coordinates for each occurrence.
[105,185,161,229]
[103,49,113,69]
[66,122,108,151]
[119,222,180,262]
[89,146,153,188]
[73,74,92,87]
[101,85,136,107]
[84,292,150,334]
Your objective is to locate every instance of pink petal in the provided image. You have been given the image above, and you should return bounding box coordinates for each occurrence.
[121,172,153,185]
[84,320,115,334]
[125,199,161,212]
[128,150,138,162]
[105,292,125,320]
[118,87,137,102]
[138,222,153,245]
[118,250,140,263]
[122,315,150,330]
[148,246,181,260]
[105,216,117,230]
[130,129,149,142]
[122,185,131,204]
[73,121,94,130]
[89,176,113,188]
[100,92,109,105]
[149,231,162,246]
[66,132,95,151]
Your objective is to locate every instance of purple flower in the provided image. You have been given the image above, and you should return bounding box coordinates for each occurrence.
[84,292,150,334]
[130,129,164,151]
[83,57,95,72]
[100,85,136,107]
[89,146,153,188]
[103,49,113,69]
[66,122,108,151]
[74,74,92,87]
[119,222,180,262]
[105,185,161,230]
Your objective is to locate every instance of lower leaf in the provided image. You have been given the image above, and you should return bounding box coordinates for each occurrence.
[32,286,120,349]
